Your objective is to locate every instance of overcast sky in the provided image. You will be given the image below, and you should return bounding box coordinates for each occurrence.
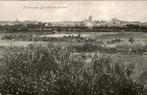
[0,1,147,22]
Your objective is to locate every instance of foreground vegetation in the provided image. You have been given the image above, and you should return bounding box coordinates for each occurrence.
[0,45,145,95]
[0,32,146,95]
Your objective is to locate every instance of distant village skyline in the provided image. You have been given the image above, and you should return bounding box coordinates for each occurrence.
[0,1,147,22]
[0,16,146,23]
[1,15,147,28]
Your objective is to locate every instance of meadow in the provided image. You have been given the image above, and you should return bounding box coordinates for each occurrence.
[0,31,147,95]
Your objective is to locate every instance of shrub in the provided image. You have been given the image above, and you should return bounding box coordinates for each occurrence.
[115,40,145,55]
[107,38,123,44]
[128,37,135,44]
[116,41,132,52]
[69,42,105,53]
[131,41,145,55]
[1,35,14,40]
[0,46,144,95]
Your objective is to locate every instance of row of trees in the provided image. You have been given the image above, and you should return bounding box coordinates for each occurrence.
[0,23,147,32]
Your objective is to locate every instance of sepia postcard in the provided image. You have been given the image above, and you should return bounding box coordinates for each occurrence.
[0,0,146,95]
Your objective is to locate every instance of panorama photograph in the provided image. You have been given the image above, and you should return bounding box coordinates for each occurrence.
[0,1,147,95]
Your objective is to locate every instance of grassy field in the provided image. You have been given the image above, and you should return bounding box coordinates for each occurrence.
[1,31,147,74]
[1,32,147,45]
[0,31,147,95]
[0,31,147,75]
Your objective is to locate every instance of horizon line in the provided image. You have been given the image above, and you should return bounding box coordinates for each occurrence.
[0,18,146,23]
